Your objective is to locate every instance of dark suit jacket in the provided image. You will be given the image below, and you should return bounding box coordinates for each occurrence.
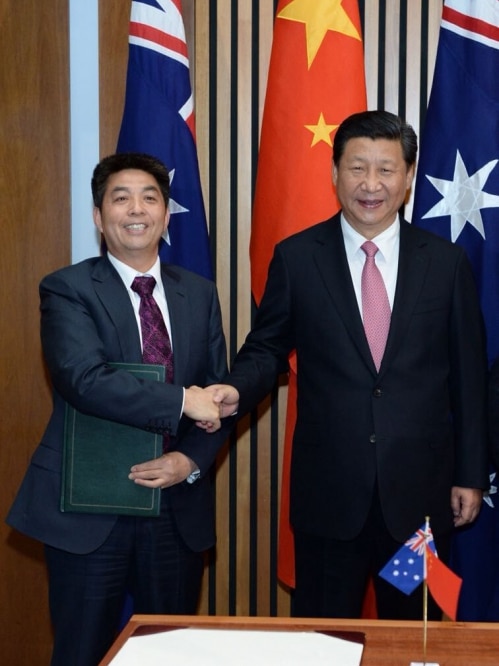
[228,213,489,542]
[6,256,229,554]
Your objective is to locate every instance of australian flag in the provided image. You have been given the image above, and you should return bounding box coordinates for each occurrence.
[117,0,212,279]
[379,521,463,620]
[379,523,436,596]
[412,0,499,621]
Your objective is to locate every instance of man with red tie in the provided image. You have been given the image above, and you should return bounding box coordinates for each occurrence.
[7,153,229,665]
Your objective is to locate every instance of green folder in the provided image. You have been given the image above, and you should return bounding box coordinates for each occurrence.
[61,363,164,516]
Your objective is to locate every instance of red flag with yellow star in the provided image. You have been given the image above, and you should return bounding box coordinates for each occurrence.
[250,0,367,588]
[251,0,366,301]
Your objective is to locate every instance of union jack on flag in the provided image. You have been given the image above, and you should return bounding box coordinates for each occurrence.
[406,525,434,557]
[117,0,212,279]
[379,522,436,595]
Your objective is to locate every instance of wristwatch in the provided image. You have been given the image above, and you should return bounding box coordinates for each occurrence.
[186,469,201,484]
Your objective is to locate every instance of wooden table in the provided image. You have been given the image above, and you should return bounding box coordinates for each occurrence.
[99,614,499,665]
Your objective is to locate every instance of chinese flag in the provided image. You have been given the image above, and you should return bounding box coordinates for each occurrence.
[250,0,367,589]
[426,546,462,621]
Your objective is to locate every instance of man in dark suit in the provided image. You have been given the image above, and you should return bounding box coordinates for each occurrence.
[6,153,228,665]
[208,110,489,620]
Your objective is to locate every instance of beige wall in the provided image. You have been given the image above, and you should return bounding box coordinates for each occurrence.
[0,0,442,661]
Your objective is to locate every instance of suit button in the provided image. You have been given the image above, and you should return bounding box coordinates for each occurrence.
[369,434,376,444]
[373,388,382,398]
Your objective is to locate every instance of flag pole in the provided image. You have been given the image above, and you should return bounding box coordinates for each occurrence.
[423,516,430,664]
[423,575,428,662]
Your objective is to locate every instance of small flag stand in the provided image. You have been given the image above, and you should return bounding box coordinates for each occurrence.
[410,519,439,666]
[380,516,462,665]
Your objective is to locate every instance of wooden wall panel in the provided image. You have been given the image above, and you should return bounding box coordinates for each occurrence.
[99,1,129,159]
[0,0,70,663]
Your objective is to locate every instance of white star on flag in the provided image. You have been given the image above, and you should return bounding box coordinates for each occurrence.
[422,150,499,242]
[163,168,189,246]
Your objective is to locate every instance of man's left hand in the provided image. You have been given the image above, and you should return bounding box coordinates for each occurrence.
[451,486,483,526]
[129,452,196,488]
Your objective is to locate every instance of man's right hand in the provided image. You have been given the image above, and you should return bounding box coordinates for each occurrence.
[211,384,240,417]
[201,384,240,421]
[183,385,221,432]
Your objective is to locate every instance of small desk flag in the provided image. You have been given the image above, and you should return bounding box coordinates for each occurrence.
[379,520,462,621]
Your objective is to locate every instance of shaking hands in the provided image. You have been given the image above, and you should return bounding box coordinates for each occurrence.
[183,384,240,433]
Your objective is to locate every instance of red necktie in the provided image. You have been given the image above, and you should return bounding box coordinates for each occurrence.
[361,241,391,371]
[131,276,173,450]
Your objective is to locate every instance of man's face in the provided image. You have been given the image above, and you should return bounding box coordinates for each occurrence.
[333,137,414,238]
[93,169,169,269]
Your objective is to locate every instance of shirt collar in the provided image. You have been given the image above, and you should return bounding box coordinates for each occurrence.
[107,253,163,291]
[341,213,400,264]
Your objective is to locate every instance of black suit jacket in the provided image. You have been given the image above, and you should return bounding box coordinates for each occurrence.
[7,256,229,554]
[228,214,489,541]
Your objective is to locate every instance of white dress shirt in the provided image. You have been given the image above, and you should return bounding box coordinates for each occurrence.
[107,253,173,351]
[340,214,400,318]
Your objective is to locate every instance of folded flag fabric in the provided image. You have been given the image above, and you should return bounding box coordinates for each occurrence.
[379,520,462,620]
[426,546,462,621]
[411,0,499,622]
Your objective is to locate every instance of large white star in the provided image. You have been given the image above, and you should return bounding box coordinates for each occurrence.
[422,150,499,242]
[163,168,188,246]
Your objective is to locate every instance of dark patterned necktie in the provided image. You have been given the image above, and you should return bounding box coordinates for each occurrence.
[131,276,173,451]
[361,241,391,372]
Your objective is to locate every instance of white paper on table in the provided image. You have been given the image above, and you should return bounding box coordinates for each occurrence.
[108,627,364,665]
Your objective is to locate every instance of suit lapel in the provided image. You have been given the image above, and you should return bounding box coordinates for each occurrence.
[313,217,431,376]
[90,259,190,381]
[313,216,375,371]
[380,221,430,373]
[161,265,189,383]
[91,258,143,363]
